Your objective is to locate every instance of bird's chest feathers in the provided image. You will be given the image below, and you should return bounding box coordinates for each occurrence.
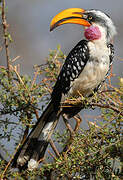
[69,41,110,97]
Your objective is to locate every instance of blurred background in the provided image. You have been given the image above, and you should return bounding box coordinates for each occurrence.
[2,0,123,76]
[0,0,123,158]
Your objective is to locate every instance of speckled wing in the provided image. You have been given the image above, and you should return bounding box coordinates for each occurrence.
[51,40,89,107]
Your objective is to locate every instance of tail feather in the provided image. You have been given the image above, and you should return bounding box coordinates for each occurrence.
[12,101,60,170]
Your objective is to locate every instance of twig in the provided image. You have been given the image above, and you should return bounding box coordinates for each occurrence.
[49,138,60,157]
[11,55,21,62]
[11,65,40,120]
[101,92,121,107]
[38,157,45,163]
[1,142,21,179]
[48,150,56,160]
[31,70,39,90]
[2,0,11,79]
[0,103,30,115]
[90,102,123,116]
[12,65,25,86]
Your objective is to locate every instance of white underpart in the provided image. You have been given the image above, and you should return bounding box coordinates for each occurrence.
[68,25,111,97]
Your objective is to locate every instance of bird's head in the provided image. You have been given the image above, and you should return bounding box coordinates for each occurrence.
[50,8,116,43]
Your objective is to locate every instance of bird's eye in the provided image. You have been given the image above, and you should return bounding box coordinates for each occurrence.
[88,16,93,20]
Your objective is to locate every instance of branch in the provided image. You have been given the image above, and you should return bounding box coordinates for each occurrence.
[1,143,21,179]
[90,102,123,116]
[2,0,11,79]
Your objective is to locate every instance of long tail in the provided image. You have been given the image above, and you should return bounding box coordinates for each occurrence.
[12,101,60,170]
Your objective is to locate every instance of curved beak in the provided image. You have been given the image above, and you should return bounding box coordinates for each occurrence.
[50,8,91,31]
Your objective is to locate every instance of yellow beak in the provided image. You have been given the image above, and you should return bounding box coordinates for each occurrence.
[50,8,91,31]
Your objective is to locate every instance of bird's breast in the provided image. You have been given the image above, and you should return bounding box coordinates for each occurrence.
[68,42,110,97]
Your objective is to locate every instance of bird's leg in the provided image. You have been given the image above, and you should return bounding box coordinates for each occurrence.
[62,113,74,137]
[62,113,82,153]
[62,113,79,153]
[73,114,82,132]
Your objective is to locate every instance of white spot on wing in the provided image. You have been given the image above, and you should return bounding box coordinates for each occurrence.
[73,65,76,70]
[78,66,82,70]
[67,64,70,68]
[76,69,79,74]
[82,53,86,59]
[80,61,84,66]
[83,48,86,52]
[63,73,65,77]
[77,62,79,67]
[72,73,75,78]
[40,121,54,140]
[65,77,68,81]
[84,45,88,50]
[74,57,77,61]
[70,76,73,81]
[67,70,70,75]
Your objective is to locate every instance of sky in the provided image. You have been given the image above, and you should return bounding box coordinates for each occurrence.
[3,0,123,77]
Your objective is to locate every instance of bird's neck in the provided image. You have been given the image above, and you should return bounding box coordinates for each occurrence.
[84,24,107,45]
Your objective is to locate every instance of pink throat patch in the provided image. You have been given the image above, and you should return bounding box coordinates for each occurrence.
[84,26,101,40]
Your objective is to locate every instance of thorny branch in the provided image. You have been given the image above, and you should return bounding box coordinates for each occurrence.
[61,88,123,116]
[1,0,11,79]
[90,102,123,116]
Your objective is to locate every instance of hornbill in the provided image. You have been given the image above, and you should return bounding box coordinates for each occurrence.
[12,8,116,170]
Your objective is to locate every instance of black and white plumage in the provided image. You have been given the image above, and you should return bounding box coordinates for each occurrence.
[51,40,89,109]
[12,8,116,170]
[52,40,114,99]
